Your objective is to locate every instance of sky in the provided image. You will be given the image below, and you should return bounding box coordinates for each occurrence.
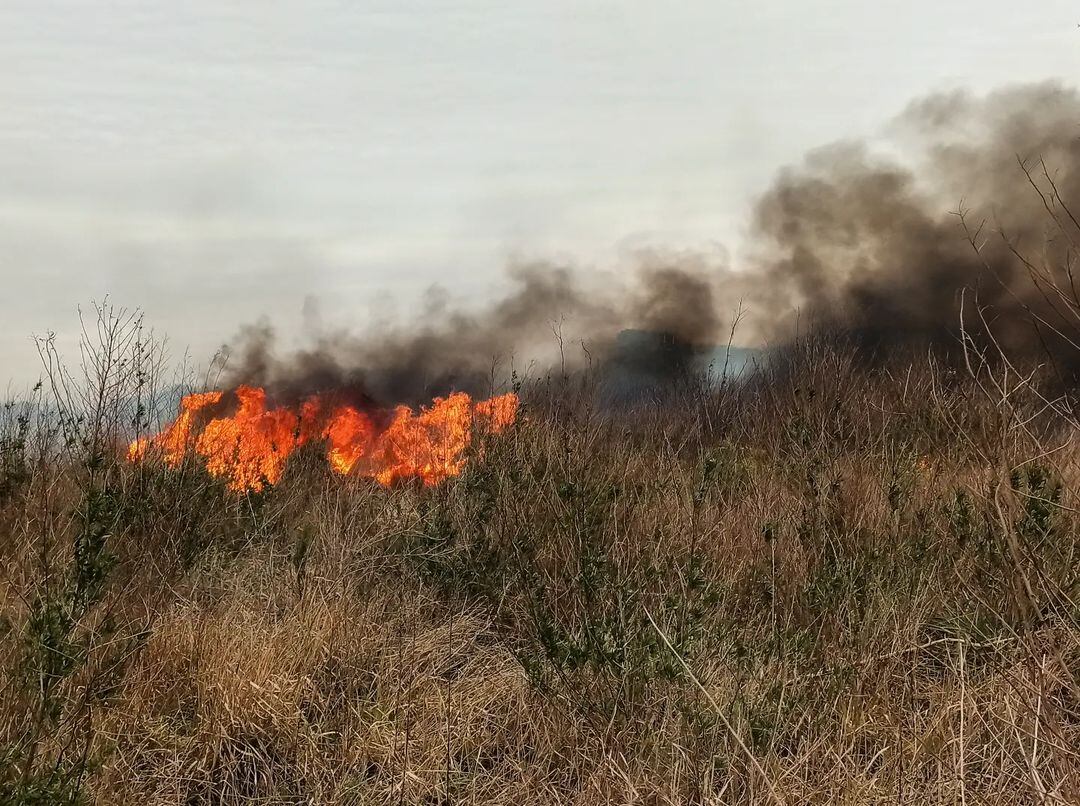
[2,1,1079,386]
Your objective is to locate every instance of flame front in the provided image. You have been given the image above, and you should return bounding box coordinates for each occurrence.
[129,386,518,491]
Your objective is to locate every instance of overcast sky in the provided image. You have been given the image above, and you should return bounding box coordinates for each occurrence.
[2,2,1079,385]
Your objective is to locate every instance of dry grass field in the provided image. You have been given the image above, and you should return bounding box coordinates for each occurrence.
[1,310,1078,805]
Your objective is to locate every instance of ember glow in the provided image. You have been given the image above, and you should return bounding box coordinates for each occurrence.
[129,386,519,491]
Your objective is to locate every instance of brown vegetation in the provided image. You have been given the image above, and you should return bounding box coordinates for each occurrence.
[1,307,1079,804]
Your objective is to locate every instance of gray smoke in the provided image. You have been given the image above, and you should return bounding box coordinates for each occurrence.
[222,261,723,404]
[744,81,1080,369]
[223,81,1080,402]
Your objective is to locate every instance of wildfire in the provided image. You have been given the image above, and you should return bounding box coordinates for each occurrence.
[129,386,519,492]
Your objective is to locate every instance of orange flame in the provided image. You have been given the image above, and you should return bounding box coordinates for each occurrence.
[129,386,518,491]
[127,390,223,464]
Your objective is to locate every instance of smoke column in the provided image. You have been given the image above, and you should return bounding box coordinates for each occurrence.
[745,81,1080,365]
[223,81,1080,401]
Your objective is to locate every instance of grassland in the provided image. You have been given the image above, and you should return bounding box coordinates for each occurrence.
[1,316,1078,804]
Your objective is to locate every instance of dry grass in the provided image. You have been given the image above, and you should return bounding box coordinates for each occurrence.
[1,321,1079,804]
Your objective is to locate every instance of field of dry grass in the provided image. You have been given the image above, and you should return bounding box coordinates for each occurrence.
[1,318,1079,804]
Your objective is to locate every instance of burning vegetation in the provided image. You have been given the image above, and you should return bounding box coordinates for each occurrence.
[128,386,519,491]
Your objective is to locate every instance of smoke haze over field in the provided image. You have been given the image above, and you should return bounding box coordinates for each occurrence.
[222,82,1080,402]
[223,261,725,403]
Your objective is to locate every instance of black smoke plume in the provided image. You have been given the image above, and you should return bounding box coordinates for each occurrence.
[223,81,1080,402]
[745,81,1080,368]
[223,261,724,404]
